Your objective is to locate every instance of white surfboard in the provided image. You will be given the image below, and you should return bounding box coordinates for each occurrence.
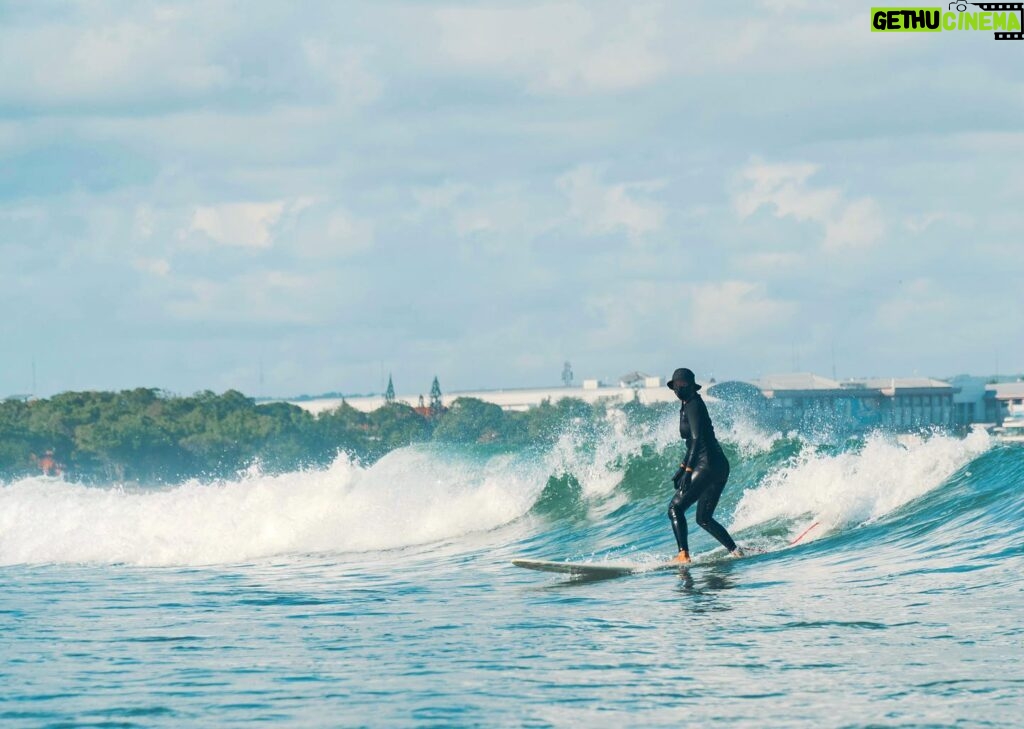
[511,558,684,577]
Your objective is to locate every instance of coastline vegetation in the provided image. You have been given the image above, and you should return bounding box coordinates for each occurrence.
[0,388,671,484]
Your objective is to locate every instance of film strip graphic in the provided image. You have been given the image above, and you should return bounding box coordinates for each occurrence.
[969,2,1024,39]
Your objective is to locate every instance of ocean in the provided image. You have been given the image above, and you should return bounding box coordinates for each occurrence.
[1,411,1022,727]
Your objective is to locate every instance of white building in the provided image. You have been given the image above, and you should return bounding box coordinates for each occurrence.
[289,376,685,415]
[744,372,956,429]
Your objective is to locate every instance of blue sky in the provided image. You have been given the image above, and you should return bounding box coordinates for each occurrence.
[2,0,1022,398]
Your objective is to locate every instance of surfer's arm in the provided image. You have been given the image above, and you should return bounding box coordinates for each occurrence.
[682,400,703,472]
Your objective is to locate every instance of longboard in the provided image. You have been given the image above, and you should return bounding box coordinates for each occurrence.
[512,558,684,577]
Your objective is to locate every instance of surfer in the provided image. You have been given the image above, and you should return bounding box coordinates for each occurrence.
[33,449,63,477]
[665,368,743,564]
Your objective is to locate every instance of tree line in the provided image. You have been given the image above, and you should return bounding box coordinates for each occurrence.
[0,388,670,484]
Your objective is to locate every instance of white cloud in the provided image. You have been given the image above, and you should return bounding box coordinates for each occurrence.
[324,210,375,254]
[734,161,838,222]
[689,280,796,342]
[582,278,795,355]
[411,181,469,216]
[664,11,880,78]
[759,0,818,13]
[558,166,665,239]
[0,6,383,115]
[735,251,805,272]
[454,210,495,237]
[407,180,548,247]
[0,203,46,225]
[582,280,686,352]
[0,11,231,107]
[133,257,171,277]
[165,269,352,325]
[824,198,884,252]
[301,40,382,106]
[255,198,377,258]
[133,205,155,239]
[873,278,951,333]
[189,202,286,249]
[432,3,667,94]
[904,211,972,234]
[735,158,885,252]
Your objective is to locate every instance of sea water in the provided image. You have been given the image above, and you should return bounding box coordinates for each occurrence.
[2,415,1022,727]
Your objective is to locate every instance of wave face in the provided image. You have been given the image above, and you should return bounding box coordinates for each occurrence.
[0,448,541,566]
[0,405,1016,568]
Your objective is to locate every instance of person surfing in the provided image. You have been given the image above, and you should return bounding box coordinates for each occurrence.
[665,368,743,564]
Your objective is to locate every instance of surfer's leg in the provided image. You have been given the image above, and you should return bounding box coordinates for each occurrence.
[693,470,738,553]
[667,486,702,556]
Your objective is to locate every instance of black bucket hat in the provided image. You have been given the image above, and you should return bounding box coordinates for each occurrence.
[666,367,701,391]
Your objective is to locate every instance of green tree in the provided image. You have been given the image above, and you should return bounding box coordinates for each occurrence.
[0,386,676,484]
[367,402,429,458]
[316,401,373,462]
[429,376,444,418]
[513,397,595,446]
[0,399,34,475]
[253,401,318,472]
[432,397,508,444]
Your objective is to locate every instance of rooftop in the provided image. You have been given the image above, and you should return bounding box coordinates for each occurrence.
[987,382,1024,399]
[754,373,957,397]
[618,371,654,386]
[863,377,953,391]
[755,373,841,392]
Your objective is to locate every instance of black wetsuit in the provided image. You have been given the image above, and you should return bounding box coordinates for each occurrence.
[667,393,737,554]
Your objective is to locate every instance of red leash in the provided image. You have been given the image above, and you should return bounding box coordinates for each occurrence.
[789,521,819,546]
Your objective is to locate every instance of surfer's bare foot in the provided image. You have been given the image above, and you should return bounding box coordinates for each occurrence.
[731,548,745,558]
[671,550,691,564]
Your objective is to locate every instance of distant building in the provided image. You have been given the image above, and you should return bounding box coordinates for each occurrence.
[286,369,1016,434]
[862,377,956,429]
[716,373,959,431]
[289,371,679,414]
[951,376,992,425]
[985,382,1024,426]
[617,371,662,389]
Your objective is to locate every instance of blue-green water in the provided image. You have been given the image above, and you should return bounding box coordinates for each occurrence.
[2,417,1022,727]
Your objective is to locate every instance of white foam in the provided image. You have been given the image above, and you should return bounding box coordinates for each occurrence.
[545,413,635,499]
[540,406,783,515]
[729,429,992,541]
[0,448,543,567]
[716,414,785,457]
[0,405,683,567]
[543,407,680,508]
